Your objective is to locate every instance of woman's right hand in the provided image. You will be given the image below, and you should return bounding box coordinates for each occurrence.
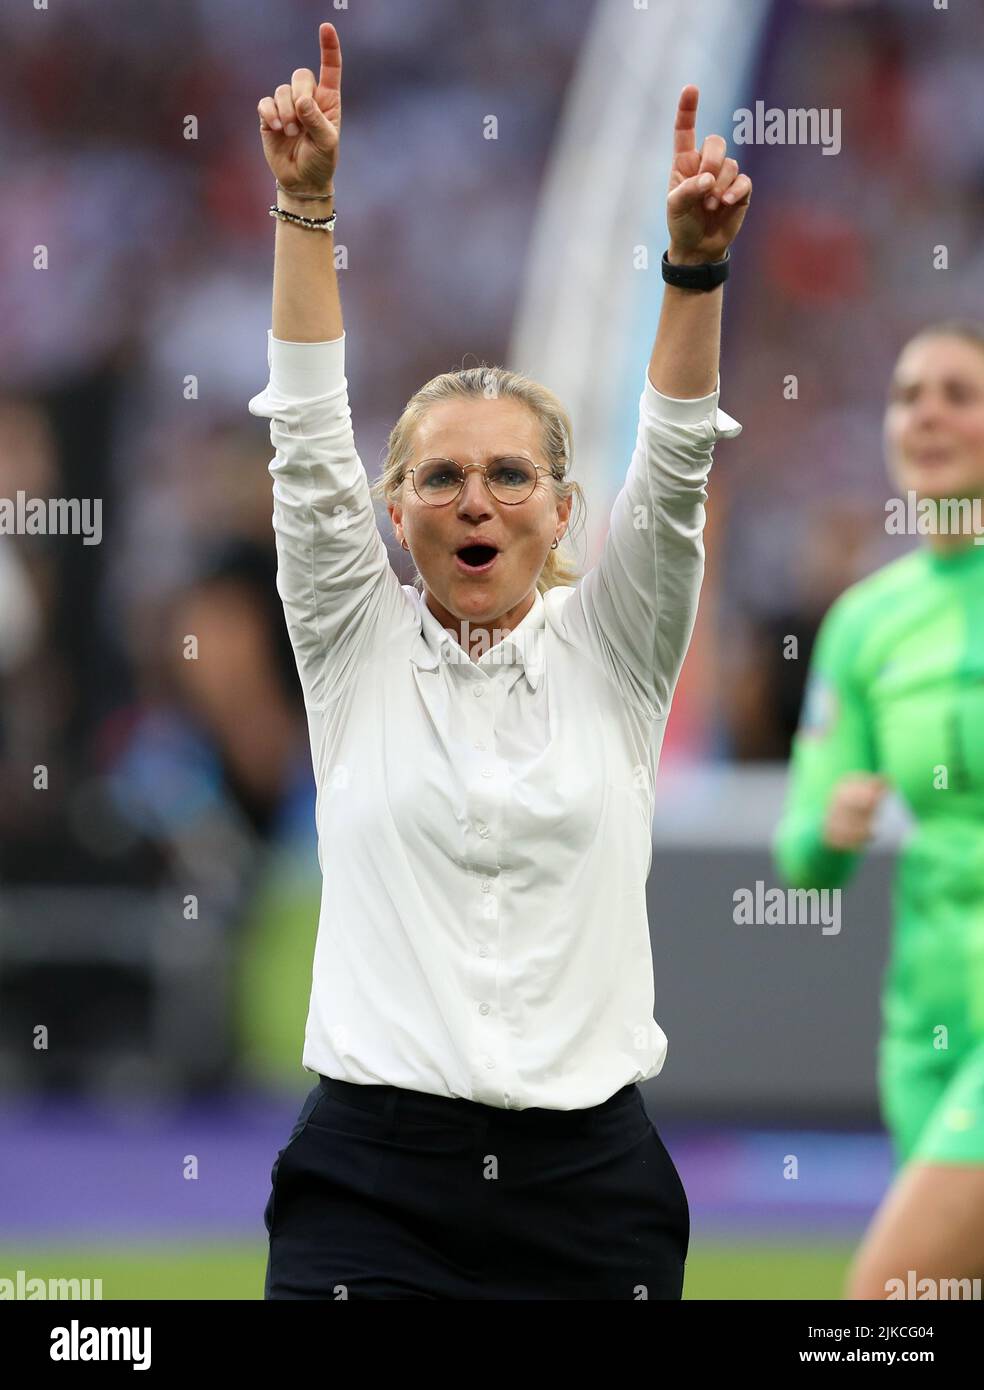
[257,21,341,195]
[822,773,889,851]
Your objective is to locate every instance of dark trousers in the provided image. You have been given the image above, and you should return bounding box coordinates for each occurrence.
[264,1074,690,1300]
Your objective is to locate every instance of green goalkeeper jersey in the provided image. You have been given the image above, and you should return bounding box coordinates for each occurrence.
[774,540,984,1055]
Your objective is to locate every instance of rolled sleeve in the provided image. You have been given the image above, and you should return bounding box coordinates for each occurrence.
[643,369,743,439]
[264,329,347,402]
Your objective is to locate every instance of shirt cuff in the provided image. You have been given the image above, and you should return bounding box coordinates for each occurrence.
[643,368,743,438]
[266,328,347,399]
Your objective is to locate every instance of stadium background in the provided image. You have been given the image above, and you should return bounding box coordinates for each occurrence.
[1,0,981,1298]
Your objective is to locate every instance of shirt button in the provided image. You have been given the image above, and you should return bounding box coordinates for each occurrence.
[481,881,491,892]
[479,1003,491,1015]
[484,1056,496,1069]
[478,945,489,957]
[474,741,487,751]
[481,768,493,779]
[476,823,488,837]
[473,687,485,699]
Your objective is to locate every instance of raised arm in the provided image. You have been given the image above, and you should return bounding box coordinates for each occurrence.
[649,84,751,398]
[259,20,342,341]
[558,87,750,717]
[248,23,408,707]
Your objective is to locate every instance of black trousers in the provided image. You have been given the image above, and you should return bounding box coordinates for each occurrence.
[263,1074,690,1300]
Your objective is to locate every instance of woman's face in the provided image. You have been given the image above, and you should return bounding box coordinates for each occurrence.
[389,395,571,631]
[884,334,984,501]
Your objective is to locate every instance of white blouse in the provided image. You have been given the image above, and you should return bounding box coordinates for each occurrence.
[248,331,741,1110]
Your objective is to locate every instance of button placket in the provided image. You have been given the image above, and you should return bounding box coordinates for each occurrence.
[463,672,509,1103]
[465,677,499,850]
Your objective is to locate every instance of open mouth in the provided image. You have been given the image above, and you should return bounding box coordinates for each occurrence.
[455,544,499,573]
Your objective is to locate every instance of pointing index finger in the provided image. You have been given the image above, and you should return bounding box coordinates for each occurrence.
[674,84,699,157]
[318,21,342,94]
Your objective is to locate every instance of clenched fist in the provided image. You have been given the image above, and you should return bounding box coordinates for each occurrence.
[823,774,889,852]
[257,21,341,196]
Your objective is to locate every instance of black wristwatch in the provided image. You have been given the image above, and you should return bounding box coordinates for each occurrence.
[661,248,731,291]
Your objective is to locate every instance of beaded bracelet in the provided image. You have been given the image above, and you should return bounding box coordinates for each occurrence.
[269,204,337,233]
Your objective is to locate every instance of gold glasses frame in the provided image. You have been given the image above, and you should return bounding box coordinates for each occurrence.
[405,457,554,507]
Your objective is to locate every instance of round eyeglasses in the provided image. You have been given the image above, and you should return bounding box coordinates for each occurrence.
[406,457,552,506]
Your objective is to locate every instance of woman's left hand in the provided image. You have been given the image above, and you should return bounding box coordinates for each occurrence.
[666,85,752,263]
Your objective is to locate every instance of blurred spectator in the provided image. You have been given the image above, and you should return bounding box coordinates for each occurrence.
[704,0,984,758]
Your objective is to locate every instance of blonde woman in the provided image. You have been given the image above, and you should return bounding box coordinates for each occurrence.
[250,22,749,1300]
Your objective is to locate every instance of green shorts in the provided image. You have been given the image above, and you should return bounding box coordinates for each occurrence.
[879,1036,984,1169]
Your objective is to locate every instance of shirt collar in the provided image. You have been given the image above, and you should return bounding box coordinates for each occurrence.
[409,588,545,691]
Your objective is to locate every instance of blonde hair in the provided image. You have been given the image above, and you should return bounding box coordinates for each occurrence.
[369,364,586,594]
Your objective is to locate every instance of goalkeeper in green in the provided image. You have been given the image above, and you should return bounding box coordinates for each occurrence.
[774,322,984,1299]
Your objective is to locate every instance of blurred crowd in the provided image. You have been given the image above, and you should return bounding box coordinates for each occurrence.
[0,0,982,891]
[711,0,984,756]
[0,0,591,909]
